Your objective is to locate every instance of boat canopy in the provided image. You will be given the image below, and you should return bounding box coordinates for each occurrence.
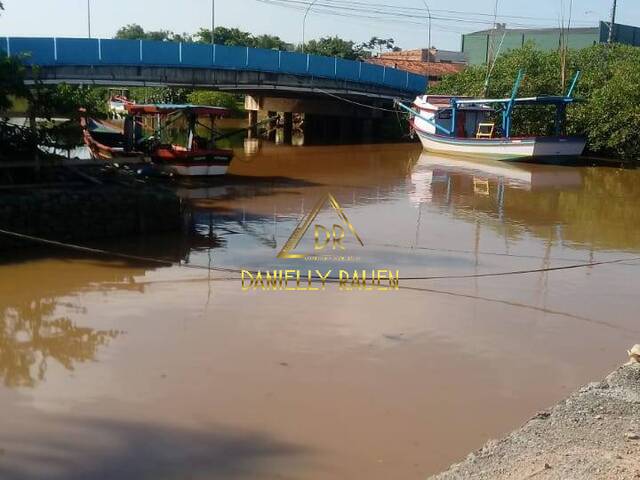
[453,95,578,106]
[126,104,231,117]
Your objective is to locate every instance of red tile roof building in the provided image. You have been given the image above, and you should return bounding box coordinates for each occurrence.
[366,48,467,82]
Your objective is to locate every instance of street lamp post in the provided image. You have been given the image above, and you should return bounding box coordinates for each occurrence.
[87,0,91,38]
[302,0,319,53]
[211,0,215,44]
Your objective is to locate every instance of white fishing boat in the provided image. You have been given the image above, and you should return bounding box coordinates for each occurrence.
[397,70,586,161]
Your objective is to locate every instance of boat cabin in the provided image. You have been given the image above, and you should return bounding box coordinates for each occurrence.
[406,70,581,141]
[122,104,231,153]
[413,95,494,138]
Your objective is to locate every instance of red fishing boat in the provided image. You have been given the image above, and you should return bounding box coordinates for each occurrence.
[81,103,234,176]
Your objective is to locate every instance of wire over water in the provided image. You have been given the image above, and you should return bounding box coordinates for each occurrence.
[1,228,638,282]
[5,227,639,333]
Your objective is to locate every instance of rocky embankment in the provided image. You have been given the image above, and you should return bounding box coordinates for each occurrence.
[430,359,640,480]
[0,182,183,250]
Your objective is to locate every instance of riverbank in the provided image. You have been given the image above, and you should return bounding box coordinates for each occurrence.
[0,167,183,251]
[430,362,640,479]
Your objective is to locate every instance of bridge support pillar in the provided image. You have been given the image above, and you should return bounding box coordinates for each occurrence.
[247,110,258,139]
[362,119,374,143]
[267,111,277,142]
[283,112,293,144]
[243,94,399,145]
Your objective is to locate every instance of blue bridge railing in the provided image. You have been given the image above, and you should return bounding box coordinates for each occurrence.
[1,37,428,94]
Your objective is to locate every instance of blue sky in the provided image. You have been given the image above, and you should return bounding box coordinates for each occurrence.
[0,0,635,51]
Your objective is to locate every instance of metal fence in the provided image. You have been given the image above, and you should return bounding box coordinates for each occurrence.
[1,37,428,93]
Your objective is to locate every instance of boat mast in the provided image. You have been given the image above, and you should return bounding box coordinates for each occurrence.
[502,69,524,138]
[555,70,580,135]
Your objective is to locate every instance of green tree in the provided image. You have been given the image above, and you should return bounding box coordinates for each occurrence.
[32,84,109,118]
[115,24,192,42]
[0,56,28,111]
[252,34,290,50]
[128,86,191,104]
[186,90,240,112]
[115,23,146,39]
[195,26,253,46]
[568,44,640,160]
[360,37,401,57]
[302,36,363,60]
[194,27,290,50]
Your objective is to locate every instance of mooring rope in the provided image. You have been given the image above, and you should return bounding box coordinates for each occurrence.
[1,227,638,281]
[316,88,401,113]
[0,228,239,275]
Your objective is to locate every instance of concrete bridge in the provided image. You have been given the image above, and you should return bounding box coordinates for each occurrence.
[3,37,427,143]
[2,37,426,100]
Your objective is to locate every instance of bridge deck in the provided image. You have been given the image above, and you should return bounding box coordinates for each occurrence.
[2,37,427,98]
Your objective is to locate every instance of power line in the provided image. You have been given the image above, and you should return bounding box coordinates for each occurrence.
[254,0,590,43]
[263,0,578,22]
[254,0,594,30]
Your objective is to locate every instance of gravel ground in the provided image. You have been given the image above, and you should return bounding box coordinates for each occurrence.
[430,363,640,480]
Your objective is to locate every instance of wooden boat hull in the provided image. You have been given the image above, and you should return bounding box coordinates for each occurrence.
[83,137,146,164]
[416,129,586,160]
[81,117,146,164]
[162,163,230,177]
[153,148,233,177]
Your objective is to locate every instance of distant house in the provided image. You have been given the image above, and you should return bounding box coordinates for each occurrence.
[462,21,640,65]
[366,48,467,82]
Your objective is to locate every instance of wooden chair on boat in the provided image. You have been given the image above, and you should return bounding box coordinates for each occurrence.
[476,123,495,139]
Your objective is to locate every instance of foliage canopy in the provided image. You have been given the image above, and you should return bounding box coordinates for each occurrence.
[115,24,290,51]
[301,36,362,60]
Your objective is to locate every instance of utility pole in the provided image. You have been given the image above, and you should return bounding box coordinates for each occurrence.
[420,1,432,74]
[211,0,215,44]
[87,0,91,38]
[608,0,617,44]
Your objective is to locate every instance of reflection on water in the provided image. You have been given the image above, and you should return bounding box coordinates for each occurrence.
[0,297,119,388]
[1,143,640,480]
[0,256,161,388]
[412,155,640,252]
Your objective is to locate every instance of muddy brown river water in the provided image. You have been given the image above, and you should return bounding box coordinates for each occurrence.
[1,143,640,479]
